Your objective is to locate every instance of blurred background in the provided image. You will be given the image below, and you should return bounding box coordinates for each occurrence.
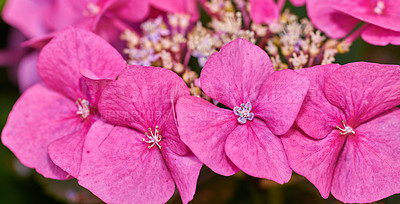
[0,0,400,203]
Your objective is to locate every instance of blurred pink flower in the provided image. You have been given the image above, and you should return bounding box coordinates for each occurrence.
[250,0,305,24]
[78,66,202,204]
[307,0,400,45]
[176,38,309,183]
[282,62,400,203]
[1,27,126,179]
[2,0,150,46]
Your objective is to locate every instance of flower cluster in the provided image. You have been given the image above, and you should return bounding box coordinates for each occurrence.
[1,0,400,203]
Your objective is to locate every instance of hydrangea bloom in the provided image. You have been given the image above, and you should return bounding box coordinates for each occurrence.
[1,27,126,179]
[2,0,150,46]
[250,0,306,24]
[176,38,309,183]
[78,66,202,204]
[281,62,400,203]
[307,0,400,45]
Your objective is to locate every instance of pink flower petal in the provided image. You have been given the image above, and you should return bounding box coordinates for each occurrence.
[200,38,274,109]
[2,0,53,38]
[249,0,279,24]
[290,0,306,7]
[281,127,346,198]
[331,108,400,203]
[150,0,198,21]
[17,51,41,92]
[335,0,400,32]
[108,0,149,22]
[1,83,77,180]
[307,0,359,38]
[37,27,125,100]
[225,118,292,184]
[254,69,310,135]
[78,120,175,204]
[47,123,91,178]
[295,65,346,139]
[161,148,202,204]
[176,95,239,176]
[361,24,400,46]
[324,62,400,126]
[99,66,189,155]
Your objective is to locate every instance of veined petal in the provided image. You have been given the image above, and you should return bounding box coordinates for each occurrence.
[249,0,279,24]
[307,0,359,39]
[225,119,292,184]
[331,108,400,203]
[48,123,92,178]
[1,83,77,180]
[281,127,346,198]
[335,0,400,32]
[176,95,239,176]
[161,147,202,204]
[200,38,274,109]
[324,62,400,126]
[361,25,400,46]
[295,65,345,139]
[78,120,175,204]
[38,27,125,100]
[254,69,310,135]
[99,66,189,155]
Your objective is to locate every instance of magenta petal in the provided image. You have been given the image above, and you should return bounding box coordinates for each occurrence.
[307,0,359,38]
[80,68,115,107]
[249,0,279,24]
[335,0,400,32]
[99,66,189,155]
[281,127,346,198]
[295,65,345,139]
[201,38,274,109]
[78,120,175,203]
[176,95,239,176]
[324,62,400,126]
[289,0,306,7]
[17,51,41,92]
[361,25,400,46]
[2,0,52,38]
[331,108,400,203]
[1,83,76,179]
[38,27,125,100]
[47,123,90,178]
[225,119,292,184]
[109,0,149,22]
[150,0,199,21]
[254,69,309,135]
[161,148,202,204]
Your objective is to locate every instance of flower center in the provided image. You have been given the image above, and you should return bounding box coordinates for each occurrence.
[76,98,90,119]
[233,102,254,124]
[374,0,385,14]
[336,120,355,136]
[142,126,162,149]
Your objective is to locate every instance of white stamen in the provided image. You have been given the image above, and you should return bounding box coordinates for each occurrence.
[233,102,254,124]
[142,126,162,149]
[374,1,385,14]
[76,99,90,119]
[336,120,355,136]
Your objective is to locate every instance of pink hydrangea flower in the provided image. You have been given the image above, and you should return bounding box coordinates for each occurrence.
[78,66,202,204]
[250,0,305,24]
[150,0,200,21]
[1,27,126,179]
[176,38,309,183]
[307,0,400,45]
[2,0,150,46]
[281,62,400,203]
